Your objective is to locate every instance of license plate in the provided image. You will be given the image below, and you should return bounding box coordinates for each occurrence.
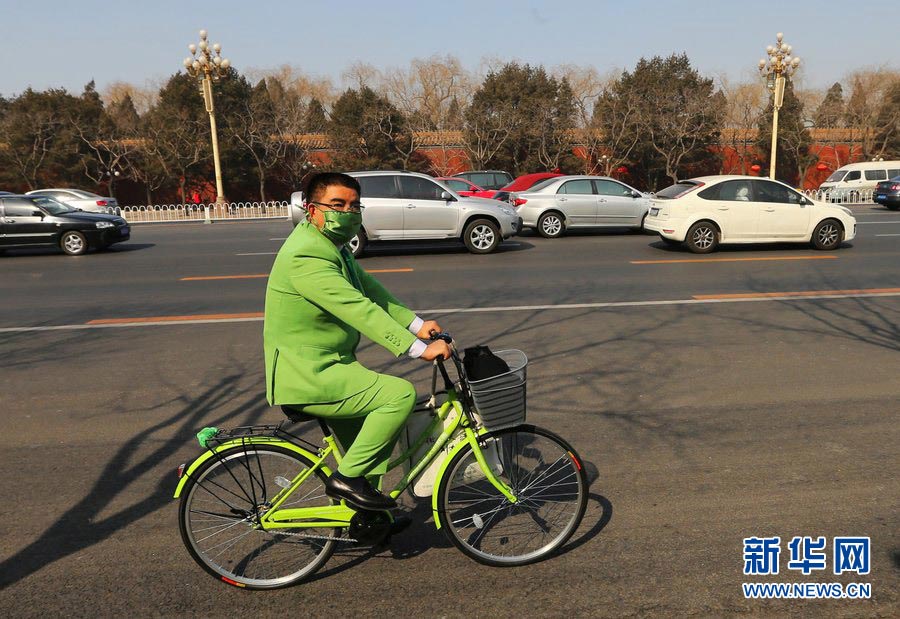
[650,208,659,216]
[120,226,130,235]
[876,194,886,199]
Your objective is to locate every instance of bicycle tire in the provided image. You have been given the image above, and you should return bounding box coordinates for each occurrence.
[436,425,588,567]
[178,443,338,589]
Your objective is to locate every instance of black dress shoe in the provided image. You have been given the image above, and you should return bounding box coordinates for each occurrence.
[325,471,397,511]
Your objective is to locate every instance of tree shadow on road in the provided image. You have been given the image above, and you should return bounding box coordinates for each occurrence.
[0,366,266,591]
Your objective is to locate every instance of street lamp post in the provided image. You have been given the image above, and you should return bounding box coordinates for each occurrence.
[183,29,231,209]
[759,32,801,180]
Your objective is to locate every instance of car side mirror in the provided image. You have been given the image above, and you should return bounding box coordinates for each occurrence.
[32,210,44,218]
[631,190,641,198]
[441,190,456,202]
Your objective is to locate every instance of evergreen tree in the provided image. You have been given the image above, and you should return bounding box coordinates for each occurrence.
[327,87,411,171]
[607,54,723,190]
[304,98,328,133]
[463,63,577,174]
[814,82,844,128]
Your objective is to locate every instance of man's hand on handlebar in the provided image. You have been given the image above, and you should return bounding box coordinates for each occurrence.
[420,339,451,361]
[416,320,443,339]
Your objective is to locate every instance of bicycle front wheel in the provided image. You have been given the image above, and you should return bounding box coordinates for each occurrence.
[436,425,588,566]
[178,444,338,589]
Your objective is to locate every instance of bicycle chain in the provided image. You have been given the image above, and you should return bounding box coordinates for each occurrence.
[266,529,358,543]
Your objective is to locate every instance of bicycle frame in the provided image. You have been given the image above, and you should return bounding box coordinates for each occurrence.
[174,345,519,532]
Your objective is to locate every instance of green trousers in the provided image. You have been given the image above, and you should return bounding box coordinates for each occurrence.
[296,373,416,478]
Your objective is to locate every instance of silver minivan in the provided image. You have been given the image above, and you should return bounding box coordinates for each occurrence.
[291,171,521,256]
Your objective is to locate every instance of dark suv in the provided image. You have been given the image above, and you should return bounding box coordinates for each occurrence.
[0,195,130,255]
[452,170,514,191]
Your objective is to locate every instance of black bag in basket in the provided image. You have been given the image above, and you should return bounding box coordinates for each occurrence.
[463,345,510,381]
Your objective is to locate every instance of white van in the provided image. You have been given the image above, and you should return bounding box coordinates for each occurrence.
[818,161,900,200]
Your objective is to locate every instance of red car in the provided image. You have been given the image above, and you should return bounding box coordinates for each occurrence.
[437,177,497,199]
[492,173,565,204]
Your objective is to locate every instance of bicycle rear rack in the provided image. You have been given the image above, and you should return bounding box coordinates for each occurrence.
[199,423,321,452]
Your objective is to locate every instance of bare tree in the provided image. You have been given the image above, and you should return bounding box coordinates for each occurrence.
[844,68,900,160]
[718,77,766,174]
[555,65,609,173]
[102,81,159,115]
[381,55,472,175]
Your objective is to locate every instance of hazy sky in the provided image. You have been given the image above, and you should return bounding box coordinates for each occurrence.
[1,0,896,97]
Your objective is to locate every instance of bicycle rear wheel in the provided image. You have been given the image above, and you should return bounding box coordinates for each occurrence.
[178,444,338,589]
[436,425,588,566]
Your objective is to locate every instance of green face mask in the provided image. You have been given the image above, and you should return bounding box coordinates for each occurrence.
[319,210,362,245]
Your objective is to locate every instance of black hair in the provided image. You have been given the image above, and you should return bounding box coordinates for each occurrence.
[303,172,361,203]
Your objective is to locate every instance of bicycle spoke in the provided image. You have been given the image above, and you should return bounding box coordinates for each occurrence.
[181,446,339,588]
[440,428,586,566]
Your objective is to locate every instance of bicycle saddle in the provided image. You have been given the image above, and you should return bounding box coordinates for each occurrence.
[280,405,333,436]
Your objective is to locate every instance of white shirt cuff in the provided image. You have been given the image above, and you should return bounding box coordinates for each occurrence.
[408,316,424,335]
[407,339,428,358]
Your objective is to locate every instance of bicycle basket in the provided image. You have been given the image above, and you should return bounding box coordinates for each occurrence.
[467,349,527,431]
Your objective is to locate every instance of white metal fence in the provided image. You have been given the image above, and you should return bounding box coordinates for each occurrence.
[800,188,875,204]
[119,201,290,223]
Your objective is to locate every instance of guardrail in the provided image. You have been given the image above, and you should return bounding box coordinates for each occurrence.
[800,189,875,204]
[120,201,290,223]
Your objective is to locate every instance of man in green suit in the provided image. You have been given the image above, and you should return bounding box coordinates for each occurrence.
[264,172,450,511]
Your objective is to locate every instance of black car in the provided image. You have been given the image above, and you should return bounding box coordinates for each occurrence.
[0,194,130,255]
[873,176,900,211]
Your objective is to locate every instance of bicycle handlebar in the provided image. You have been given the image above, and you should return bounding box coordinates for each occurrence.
[428,330,453,344]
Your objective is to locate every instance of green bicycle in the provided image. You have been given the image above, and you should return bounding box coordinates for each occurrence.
[174,333,589,589]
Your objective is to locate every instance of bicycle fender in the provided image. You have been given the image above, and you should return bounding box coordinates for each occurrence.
[173,438,325,499]
[430,433,482,530]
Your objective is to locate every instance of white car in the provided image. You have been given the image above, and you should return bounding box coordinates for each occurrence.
[25,188,120,215]
[643,175,856,253]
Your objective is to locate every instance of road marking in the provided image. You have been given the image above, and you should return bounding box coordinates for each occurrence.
[366,268,414,273]
[3,290,900,333]
[631,255,838,265]
[270,237,287,240]
[180,268,413,281]
[693,288,900,300]
[236,252,277,256]
[87,312,263,325]
[875,233,900,237]
[181,274,268,281]
[856,221,900,225]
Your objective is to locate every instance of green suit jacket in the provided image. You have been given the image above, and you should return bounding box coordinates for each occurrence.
[264,222,418,405]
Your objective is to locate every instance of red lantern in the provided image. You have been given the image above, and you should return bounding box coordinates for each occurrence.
[816,163,828,171]
[750,164,761,173]
[616,166,628,174]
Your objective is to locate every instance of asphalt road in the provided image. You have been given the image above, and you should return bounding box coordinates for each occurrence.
[1,210,898,617]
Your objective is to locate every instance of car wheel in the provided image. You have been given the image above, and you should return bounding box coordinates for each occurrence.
[60,231,89,256]
[684,221,719,254]
[811,219,843,250]
[463,219,500,254]
[632,213,648,233]
[348,230,367,258]
[537,212,564,238]
[886,205,899,211]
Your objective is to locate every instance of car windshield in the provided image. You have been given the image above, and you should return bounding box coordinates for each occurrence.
[68,189,102,199]
[524,178,558,193]
[655,182,700,199]
[31,196,77,215]
[824,171,847,182]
